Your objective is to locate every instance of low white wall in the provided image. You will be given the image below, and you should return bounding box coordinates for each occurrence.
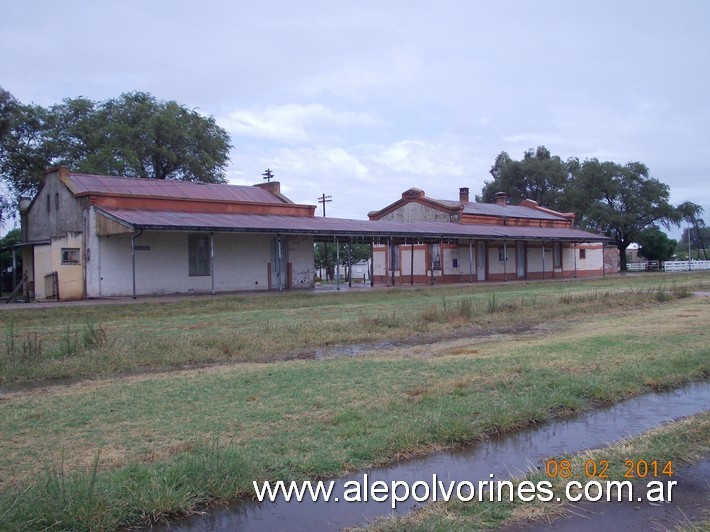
[92,231,314,296]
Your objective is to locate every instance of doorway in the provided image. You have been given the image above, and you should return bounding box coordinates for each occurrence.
[516,242,526,279]
[270,237,288,290]
[476,241,486,281]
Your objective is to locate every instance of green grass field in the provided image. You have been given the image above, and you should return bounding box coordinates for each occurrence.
[1,272,708,384]
[0,272,708,529]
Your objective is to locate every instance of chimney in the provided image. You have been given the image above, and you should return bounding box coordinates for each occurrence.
[494,191,508,206]
[459,187,469,203]
[19,197,32,214]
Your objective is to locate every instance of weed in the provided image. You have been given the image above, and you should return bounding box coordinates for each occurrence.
[653,286,672,302]
[670,285,691,299]
[420,304,441,322]
[358,311,401,328]
[486,293,498,313]
[4,320,15,359]
[81,322,109,350]
[453,298,475,319]
[20,333,43,362]
[57,327,80,358]
[420,298,475,323]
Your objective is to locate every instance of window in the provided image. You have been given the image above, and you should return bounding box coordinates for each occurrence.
[553,242,562,268]
[46,194,51,212]
[430,243,441,270]
[498,246,508,262]
[188,233,211,276]
[61,248,80,264]
[388,243,400,271]
[55,192,59,210]
[579,248,586,260]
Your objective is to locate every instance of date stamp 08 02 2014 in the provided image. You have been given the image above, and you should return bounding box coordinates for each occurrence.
[545,459,674,479]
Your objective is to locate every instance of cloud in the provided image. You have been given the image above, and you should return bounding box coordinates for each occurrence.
[225,136,491,219]
[219,104,382,143]
[294,48,424,99]
[369,139,472,178]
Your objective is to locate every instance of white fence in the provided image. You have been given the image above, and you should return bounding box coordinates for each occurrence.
[626,261,659,272]
[663,260,710,272]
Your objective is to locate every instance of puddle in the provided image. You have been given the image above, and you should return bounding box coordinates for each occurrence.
[162,381,710,531]
[310,327,525,360]
[0,376,86,396]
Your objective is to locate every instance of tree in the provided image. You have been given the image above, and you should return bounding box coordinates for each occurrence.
[0,88,233,223]
[675,201,707,259]
[79,92,232,182]
[570,159,680,271]
[677,219,709,260]
[0,90,53,220]
[0,87,17,142]
[478,146,571,210]
[0,228,23,292]
[314,242,370,281]
[636,227,677,261]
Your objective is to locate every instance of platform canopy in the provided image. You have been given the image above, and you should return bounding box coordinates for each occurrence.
[96,207,610,243]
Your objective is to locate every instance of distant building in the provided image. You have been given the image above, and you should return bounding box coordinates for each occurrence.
[368,187,607,284]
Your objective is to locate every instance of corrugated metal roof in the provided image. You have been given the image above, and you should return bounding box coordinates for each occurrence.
[435,199,567,221]
[65,173,286,204]
[97,207,609,242]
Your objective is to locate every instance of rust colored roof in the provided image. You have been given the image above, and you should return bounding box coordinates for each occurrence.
[435,199,567,221]
[368,188,569,222]
[97,207,609,242]
[63,173,287,204]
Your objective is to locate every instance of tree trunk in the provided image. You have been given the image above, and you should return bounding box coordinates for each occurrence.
[618,242,628,271]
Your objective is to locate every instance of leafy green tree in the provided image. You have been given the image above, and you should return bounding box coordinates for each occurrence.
[0,87,17,141]
[478,146,571,210]
[80,92,232,182]
[675,202,707,259]
[0,87,232,223]
[636,227,677,261]
[677,224,709,260]
[0,90,53,221]
[0,228,23,291]
[314,242,370,281]
[570,159,680,271]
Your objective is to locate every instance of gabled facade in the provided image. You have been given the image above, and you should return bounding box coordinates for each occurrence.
[20,167,317,300]
[368,187,606,285]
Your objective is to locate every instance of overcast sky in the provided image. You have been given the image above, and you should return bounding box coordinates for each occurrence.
[2,1,708,236]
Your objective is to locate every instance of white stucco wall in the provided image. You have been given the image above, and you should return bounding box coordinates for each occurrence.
[372,245,387,277]
[89,230,314,297]
[455,241,475,277]
[526,245,548,272]
[566,243,603,273]
[487,243,513,275]
[287,235,315,288]
[405,248,428,276]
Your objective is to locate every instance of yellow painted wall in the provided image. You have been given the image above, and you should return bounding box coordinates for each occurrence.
[33,244,52,300]
[52,232,84,300]
[32,233,84,300]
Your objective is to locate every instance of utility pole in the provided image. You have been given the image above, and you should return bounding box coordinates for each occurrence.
[262,168,274,182]
[317,193,332,217]
[317,194,332,281]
